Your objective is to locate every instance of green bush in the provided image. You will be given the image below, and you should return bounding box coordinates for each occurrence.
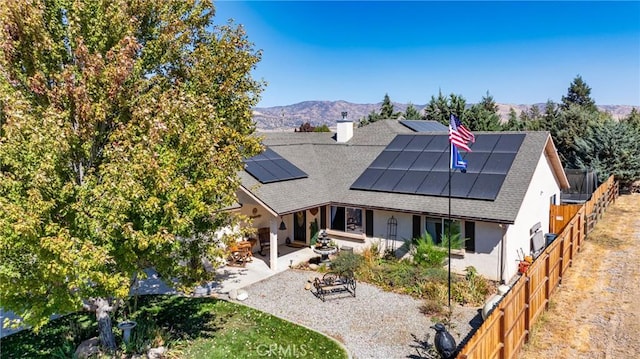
[412,233,447,267]
[330,251,363,275]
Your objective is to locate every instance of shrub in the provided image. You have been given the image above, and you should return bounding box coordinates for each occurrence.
[412,233,447,267]
[330,251,363,275]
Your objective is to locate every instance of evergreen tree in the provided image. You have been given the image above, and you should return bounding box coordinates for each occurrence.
[466,92,501,131]
[423,91,468,126]
[503,108,525,130]
[540,100,559,131]
[404,103,421,120]
[623,107,640,129]
[553,104,602,166]
[574,118,640,187]
[561,75,598,112]
[380,93,397,119]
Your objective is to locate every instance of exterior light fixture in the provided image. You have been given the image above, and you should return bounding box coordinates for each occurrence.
[279,217,286,231]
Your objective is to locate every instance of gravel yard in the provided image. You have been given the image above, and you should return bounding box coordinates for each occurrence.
[239,269,481,359]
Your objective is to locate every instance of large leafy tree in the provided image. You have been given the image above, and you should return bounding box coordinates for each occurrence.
[0,0,263,350]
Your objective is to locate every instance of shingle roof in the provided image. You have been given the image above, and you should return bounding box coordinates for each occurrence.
[240,121,563,224]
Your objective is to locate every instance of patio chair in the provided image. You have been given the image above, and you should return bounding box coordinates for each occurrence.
[228,241,253,267]
[258,227,270,256]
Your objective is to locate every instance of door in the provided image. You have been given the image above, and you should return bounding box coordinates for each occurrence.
[294,211,306,243]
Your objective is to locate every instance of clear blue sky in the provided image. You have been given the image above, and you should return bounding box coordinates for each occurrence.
[214,1,640,107]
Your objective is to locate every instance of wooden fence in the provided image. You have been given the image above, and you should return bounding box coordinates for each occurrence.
[457,175,618,359]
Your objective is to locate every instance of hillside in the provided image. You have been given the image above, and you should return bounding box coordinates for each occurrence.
[252,101,637,131]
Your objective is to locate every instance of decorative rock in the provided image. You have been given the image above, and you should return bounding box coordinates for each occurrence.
[148,346,166,359]
[236,289,249,301]
[228,288,238,300]
[308,275,316,282]
[309,263,319,270]
[74,337,100,359]
[304,282,311,290]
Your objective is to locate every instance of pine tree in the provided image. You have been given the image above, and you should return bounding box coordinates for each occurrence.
[380,93,396,119]
[404,103,421,120]
[561,75,598,112]
[467,92,501,131]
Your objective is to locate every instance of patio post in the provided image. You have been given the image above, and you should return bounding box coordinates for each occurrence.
[269,219,278,271]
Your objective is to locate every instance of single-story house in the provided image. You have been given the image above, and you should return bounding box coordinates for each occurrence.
[234,117,569,283]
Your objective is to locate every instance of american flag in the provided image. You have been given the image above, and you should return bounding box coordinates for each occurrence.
[449,114,475,152]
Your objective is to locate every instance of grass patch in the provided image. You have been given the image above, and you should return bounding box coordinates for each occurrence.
[1,295,347,359]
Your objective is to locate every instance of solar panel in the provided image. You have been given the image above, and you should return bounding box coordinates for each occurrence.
[470,134,501,152]
[482,153,517,174]
[468,173,506,200]
[372,169,405,191]
[244,147,308,183]
[405,135,433,151]
[393,170,430,193]
[400,120,448,133]
[386,135,414,151]
[389,151,421,170]
[350,133,526,201]
[441,172,479,198]
[416,171,449,196]
[351,168,385,189]
[493,134,525,153]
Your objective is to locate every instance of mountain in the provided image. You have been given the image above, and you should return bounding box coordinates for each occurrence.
[252,101,637,131]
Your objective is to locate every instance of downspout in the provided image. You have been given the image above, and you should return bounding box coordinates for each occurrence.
[499,224,508,284]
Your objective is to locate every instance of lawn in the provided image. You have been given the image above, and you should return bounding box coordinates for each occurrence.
[0,295,347,359]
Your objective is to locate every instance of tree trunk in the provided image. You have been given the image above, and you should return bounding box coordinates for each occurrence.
[94,298,117,351]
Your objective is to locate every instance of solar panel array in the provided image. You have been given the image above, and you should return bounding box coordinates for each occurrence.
[244,147,308,184]
[350,133,525,200]
[399,120,448,132]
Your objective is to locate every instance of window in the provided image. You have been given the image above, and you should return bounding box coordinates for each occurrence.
[330,206,363,234]
[425,217,463,249]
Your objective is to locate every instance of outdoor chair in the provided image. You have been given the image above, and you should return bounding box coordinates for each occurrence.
[258,227,270,256]
[228,241,253,267]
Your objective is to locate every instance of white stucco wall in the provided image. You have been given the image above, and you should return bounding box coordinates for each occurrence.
[450,221,505,281]
[502,152,562,282]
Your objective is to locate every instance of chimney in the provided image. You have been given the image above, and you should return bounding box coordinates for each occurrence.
[336,111,353,143]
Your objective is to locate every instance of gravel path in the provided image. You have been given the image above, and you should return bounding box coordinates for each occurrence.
[239,269,481,359]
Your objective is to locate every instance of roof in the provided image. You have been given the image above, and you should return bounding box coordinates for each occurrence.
[239,120,569,224]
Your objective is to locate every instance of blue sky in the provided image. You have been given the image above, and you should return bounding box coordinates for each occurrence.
[214,1,640,107]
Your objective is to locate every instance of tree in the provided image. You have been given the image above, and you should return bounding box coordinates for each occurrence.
[503,108,525,131]
[552,104,602,166]
[561,75,598,112]
[0,0,263,350]
[623,107,640,129]
[466,92,501,131]
[380,93,397,119]
[423,91,468,126]
[404,102,421,120]
[574,118,640,187]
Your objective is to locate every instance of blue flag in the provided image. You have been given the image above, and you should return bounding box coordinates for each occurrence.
[450,143,467,173]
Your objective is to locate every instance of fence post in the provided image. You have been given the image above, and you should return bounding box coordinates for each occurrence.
[524,275,531,343]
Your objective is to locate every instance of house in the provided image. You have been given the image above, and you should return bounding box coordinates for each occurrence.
[234,116,569,283]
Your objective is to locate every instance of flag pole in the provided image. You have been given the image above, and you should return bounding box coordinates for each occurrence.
[448,143,452,313]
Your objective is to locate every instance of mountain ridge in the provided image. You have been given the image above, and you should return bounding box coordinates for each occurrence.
[252,100,637,131]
